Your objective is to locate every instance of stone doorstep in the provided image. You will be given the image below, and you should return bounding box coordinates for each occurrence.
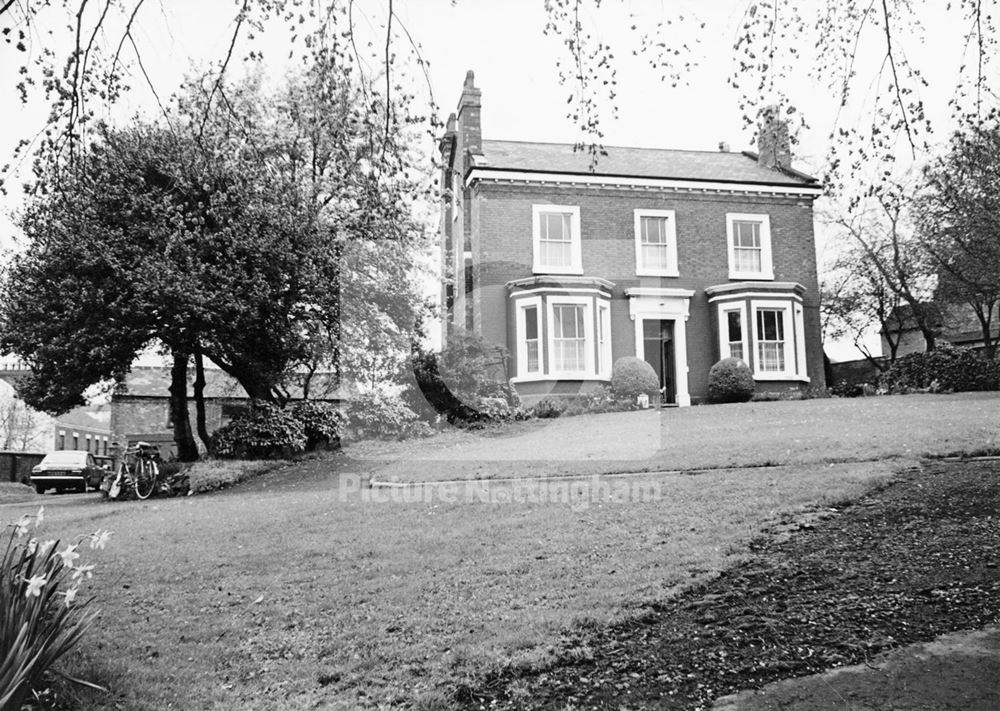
[712,625,1000,711]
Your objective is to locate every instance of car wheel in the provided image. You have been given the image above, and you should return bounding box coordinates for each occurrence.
[35,484,45,495]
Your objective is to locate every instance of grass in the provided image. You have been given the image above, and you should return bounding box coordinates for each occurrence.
[16,463,894,710]
[185,459,287,494]
[8,392,999,709]
[360,392,1000,483]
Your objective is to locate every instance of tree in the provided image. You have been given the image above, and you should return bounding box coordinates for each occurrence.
[0,386,47,451]
[0,62,428,458]
[823,188,939,352]
[915,121,1000,358]
[822,241,907,366]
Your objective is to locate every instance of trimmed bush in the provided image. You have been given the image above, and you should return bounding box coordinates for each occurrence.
[347,390,419,439]
[290,400,346,450]
[707,358,756,403]
[532,397,566,419]
[610,357,660,402]
[210,400,307,459]
[880,344,1000,393]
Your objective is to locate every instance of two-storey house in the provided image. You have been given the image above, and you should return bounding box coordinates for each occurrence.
[440,71,825,406]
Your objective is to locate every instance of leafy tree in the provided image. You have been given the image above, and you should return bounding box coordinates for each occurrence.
[0,62,428,459]
[915,122,1000,358]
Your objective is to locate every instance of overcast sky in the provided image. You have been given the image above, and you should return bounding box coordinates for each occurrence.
[0,1,977,360]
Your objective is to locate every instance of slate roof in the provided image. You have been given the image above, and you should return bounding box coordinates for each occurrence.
[475,140,819,186]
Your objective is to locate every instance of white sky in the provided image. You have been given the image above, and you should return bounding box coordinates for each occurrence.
[0,1,978,361]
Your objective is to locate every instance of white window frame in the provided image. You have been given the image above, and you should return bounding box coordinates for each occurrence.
[750,300,808,381]
[727,213,774,280]
[546,296,593,377]
[597,301,612,378]
[634,209,679,277]
[514,296,544,379]
[717,302,749,363]
[532,205,582,275]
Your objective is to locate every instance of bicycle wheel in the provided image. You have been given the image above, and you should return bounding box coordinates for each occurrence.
[134,458,158,499]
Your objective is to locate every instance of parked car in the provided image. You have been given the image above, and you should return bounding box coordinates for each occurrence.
[30,450,105,494]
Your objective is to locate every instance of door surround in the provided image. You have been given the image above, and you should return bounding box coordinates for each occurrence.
[625,288,694,407]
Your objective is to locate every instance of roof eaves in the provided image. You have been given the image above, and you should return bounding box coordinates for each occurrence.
[466,165,820,190]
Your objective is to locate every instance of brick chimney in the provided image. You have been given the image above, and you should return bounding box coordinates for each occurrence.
[756,105,791,171]
[457,70,482,157]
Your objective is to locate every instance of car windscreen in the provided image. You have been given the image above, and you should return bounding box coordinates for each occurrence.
[39,452,87,467]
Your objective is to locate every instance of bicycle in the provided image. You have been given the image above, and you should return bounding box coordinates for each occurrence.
[108,441,160,500]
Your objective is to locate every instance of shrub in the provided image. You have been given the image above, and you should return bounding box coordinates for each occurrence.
[610,357,660,402]
[210,400,307,459]
[347,390,419,439]
[290,400,346,450]
[880,344,1000,393]
[707,358,755,403]
[476,396,513,422]
[532,397,566,419]
[2,508,108,708]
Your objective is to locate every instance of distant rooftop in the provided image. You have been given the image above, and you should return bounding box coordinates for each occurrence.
[474,140,818,186]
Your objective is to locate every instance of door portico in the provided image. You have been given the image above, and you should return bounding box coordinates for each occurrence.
[625,288,695,407]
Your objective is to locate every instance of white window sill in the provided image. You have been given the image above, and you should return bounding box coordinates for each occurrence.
[729,271,775,281]
[753,373,810,382]
[533,266,584,276]
[511,374,611,384]
[636,268,680,278]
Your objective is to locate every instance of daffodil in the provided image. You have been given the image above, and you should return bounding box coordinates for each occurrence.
[89,529,114,550]
[71,564,95,581]
[57,544,80,569]
[24,574,47,598]
[34,506,44,527]
[63,586,79,607]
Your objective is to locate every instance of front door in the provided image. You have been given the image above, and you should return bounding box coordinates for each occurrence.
[642,319,675,405]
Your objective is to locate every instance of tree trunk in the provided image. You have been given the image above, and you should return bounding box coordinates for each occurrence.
[193,350,211,450]
[169,352,199,462]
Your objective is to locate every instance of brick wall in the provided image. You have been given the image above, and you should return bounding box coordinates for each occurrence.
[467,181,825,397]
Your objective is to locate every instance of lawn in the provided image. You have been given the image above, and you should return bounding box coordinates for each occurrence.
[7,393,999,709]
[361,392,1000,483]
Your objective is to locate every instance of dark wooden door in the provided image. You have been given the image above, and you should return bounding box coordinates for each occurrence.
[643,319,675,405]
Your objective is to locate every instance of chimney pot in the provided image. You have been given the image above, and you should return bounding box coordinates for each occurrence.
[718,141,730,152]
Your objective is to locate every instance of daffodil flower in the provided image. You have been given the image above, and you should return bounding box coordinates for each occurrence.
[34,506,44,527]
[24,574,47,598]
[71,564,95,581]
[14,516,32,538]
[38,540,56,556]
[57,544,80,569]
[63,586,79,607]
[89,529,113,550]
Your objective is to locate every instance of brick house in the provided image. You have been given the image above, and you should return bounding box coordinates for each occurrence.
[439,71,825,406]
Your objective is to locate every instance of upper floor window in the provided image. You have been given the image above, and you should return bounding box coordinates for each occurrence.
[726,213,773,280]
[634,209,679,277]
[533,205,582,275]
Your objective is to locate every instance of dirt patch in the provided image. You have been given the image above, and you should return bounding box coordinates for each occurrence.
[470,460,1000,709]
